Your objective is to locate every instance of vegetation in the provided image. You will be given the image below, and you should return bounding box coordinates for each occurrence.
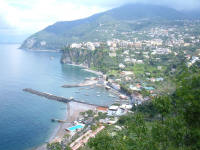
[63,47,119,74]
[21,4,199,50]
[85,64,200,150]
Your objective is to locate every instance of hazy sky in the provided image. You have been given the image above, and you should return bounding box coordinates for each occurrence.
[0,0,200,42]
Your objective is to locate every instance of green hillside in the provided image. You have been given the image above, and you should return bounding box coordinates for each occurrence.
[20,4,186,50]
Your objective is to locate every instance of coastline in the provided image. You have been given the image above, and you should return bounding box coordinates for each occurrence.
[33,65,104,150]
[34,63,127,150]
[20,48,61,53]
[34,102,97,150]
[66,63,103,76]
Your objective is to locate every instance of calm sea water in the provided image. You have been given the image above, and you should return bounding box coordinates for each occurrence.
[0,44,116,150]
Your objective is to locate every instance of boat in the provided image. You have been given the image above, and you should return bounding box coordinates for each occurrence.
[105,86,111,90]
[119,94,128,99]
[51,118,56,122]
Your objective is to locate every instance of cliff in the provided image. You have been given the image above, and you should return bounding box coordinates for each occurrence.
[60,47,119,73]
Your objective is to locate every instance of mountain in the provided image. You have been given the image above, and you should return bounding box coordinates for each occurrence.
[20,4,187,50]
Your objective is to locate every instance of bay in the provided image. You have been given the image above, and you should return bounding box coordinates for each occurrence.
[0,44,115,150]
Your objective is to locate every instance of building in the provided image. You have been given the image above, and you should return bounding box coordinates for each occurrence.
[96,107,108,113]
[107,105,125,116]
[119,63,125,69]
[71,43,82,49]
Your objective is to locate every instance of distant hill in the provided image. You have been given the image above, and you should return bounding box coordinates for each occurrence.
[20,4,191,50]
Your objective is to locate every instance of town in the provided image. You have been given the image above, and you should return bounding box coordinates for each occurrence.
[47,19,200,150]
[62,20,200,104]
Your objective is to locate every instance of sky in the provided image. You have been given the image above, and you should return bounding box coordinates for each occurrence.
[0,0,200,43]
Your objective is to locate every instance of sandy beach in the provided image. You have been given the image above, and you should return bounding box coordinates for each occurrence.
[35,101,96,150]
[34,65,111,150]
[67,63,103,76]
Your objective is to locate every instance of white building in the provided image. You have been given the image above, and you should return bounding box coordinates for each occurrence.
[107,105,124,116]
[71,43,82,49]
[119,63,125,69]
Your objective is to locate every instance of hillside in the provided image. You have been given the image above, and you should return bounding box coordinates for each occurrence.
[20,4,186,50]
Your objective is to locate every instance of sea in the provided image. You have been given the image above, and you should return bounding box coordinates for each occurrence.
[0,44,116,150]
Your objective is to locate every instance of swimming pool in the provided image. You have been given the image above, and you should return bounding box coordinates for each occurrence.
[68,124,84,131]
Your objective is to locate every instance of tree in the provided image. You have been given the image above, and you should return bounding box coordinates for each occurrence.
[153,96,172,123]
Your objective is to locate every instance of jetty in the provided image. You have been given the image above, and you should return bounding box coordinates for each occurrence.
[51,118,68,123]
[23,88,107,108]
[62,79,98,88]
[62,84,86,88]
[23,88,71,103]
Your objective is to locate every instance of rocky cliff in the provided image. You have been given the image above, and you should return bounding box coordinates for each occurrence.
[60,47,119,73]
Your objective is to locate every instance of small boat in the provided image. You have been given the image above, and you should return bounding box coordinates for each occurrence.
[97,95,101,97]
[51,118,56,122]
[105,86,111,90]
[119,94,128,99]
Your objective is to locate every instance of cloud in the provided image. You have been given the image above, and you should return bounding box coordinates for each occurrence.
[0,0,107,42]
[0,0,200,43]
[0,0,106,33]
[64,0,200,10]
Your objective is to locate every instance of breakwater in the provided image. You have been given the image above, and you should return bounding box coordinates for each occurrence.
[62,84,85,88]
[23,88,71,103]
[23,88,108,107]
[62,80,97,88]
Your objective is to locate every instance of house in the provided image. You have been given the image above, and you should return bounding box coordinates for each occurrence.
[96,107,108,113]
[137,60,143,64]
[120,104,133,110]
[107,105,118,116]
[150,78,156,82]
[119,63,125,69]
[191,56,199,64]
[184,43,190,47]
[121,71,134,76]
[125,76,132,81]
[109,52,117,57]
[123,50,129,55]
[71,43,82,49]
[107,105,125,116]
[145,72,151,76]
[86,42,95,51]
[124,58,131,63]
[129,85,141,91]
[157,66,162,70]
[156,78,164,82]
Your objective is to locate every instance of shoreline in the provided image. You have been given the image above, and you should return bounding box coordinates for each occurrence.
[49,102,97,144]
[66,63,103,76]
[32,104,68,150]
[34,102,97,150]
[20,48,61,53]
[33,63,129,150]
